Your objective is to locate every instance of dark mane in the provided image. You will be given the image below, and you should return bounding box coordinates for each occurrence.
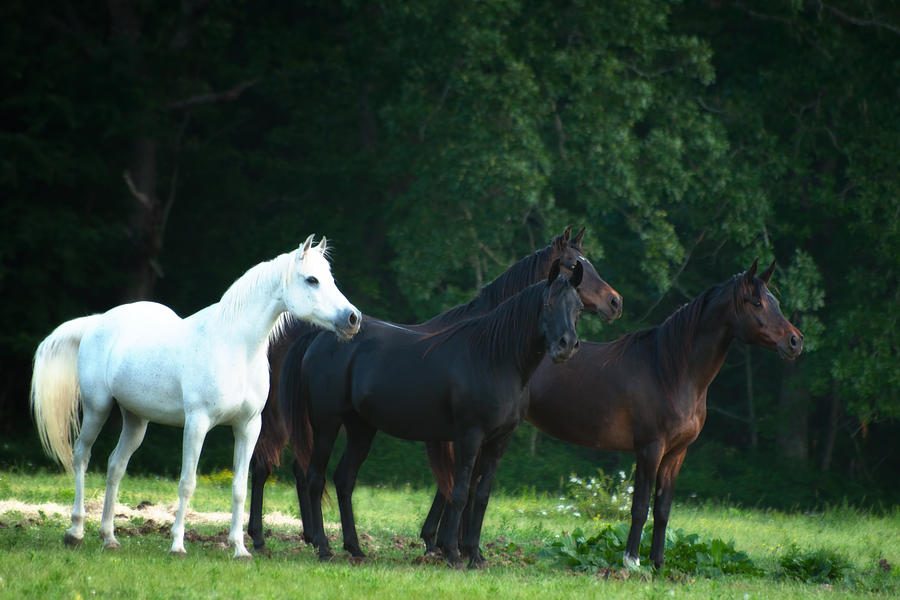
[423,282,547,374]
[603,276,738,401]
[418,243,557,330]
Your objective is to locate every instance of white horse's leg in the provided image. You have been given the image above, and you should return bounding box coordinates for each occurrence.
[99,408,149,549]
[170,412,211,555]
[65,397,113,546]
[229,415,262,559]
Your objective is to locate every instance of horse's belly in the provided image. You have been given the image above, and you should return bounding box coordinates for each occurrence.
[354,386,454,441]
[109,357,187,426]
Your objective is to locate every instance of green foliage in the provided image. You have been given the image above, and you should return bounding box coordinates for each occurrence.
[777,544,852,584]
[545,523,760,577]
[559,467,635,520]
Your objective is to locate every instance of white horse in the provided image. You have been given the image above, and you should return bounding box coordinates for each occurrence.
[30,234,361,558]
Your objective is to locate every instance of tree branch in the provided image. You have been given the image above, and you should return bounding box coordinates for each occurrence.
[123,170,152,208]
[823,2,900,36]
[167,79,260,110]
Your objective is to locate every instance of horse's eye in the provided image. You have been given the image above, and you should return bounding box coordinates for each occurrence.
[569,263,578,270]
[752,299,762,307]
[306,276,319,286]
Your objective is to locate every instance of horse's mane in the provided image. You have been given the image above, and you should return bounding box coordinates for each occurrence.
[215,250,316,349]
[602,276,739,401]
[419,238,567,329]
[423,282,548,373]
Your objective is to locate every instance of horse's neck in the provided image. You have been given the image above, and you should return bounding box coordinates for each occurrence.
[203,258,288,355]
[684,295,734,398]
[481,284,546,386]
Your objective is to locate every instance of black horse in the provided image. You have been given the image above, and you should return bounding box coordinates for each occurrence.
[247,227,622,550]
[421,259,804,568]
[290,261,586,567]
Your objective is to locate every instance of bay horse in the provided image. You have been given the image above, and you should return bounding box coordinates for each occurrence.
[421,259,803,568]
[246,226,623,550]
[293,260,586,567]
[29,235,360,558]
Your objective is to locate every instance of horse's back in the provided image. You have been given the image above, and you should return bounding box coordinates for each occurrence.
[79,302,188,425]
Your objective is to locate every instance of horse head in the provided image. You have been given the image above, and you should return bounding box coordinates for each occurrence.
[284,234,361,341]
[551,226,623,322]
[732,258,803,360]
[541,259,584,363]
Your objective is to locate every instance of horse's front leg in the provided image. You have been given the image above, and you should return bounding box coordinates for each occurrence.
[171,412,211,555]
[461,432,512,568]
[230,414,262,559]
[650,448,687,568]
[435,430,484,568]
[624,440,664,569]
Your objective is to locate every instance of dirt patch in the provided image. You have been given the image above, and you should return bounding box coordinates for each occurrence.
[0,498,336,531]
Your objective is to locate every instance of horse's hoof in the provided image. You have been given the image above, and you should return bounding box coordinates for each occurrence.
[348,555,366,566]
[63,533,83,548]
[468,555,487,570]
[623,554,641,570]
[318,551,335,562]
[170,549,187,558]
[103,540,121,551]
[234,553,253,561]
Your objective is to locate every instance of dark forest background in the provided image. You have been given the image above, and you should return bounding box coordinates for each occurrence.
[1,0,897,508]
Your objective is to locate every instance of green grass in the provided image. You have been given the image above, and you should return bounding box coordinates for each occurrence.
[1,469,898,598]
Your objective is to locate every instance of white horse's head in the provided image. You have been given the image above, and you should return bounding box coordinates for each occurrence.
[284,234,361,341]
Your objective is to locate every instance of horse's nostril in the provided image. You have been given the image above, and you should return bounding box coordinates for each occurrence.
[610,295,620,310]
[559,336,569,349]
[349,312,359,327]
[790,334,799,348]
[573,339,580,349]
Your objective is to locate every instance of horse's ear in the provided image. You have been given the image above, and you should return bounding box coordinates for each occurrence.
[570,261,584,287]
[555,226,572,249]
[760,258,776,284]
[316,236,328,253]
[548,258,561,283]
[744,257,759,282]
[572,227,585,248]
[300,234,316,257]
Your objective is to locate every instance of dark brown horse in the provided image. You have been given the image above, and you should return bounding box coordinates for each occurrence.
[247,227,623,549]
[294,261,586,567]
[422,259,803,568]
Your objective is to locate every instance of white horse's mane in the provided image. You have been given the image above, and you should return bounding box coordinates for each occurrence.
[213,247,317,346]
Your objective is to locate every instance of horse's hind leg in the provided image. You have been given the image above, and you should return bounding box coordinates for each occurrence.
[306,419,342,560]
[99,407,148,549]
[248,453,272,550]
[332,415,377,559]
[291,458,314,544]
[170,411,211,555]
[65,394,114,546]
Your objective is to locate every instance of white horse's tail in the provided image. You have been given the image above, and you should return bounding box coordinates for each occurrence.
[30,315,101,473]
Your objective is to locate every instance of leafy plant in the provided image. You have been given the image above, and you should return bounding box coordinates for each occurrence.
[545,523,760,577]
[558,467,635,520]
[777,544,852,583]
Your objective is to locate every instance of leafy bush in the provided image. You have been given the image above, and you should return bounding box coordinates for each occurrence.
[777,544,852,583]
[545,523,760,577]
[558,467,634,520]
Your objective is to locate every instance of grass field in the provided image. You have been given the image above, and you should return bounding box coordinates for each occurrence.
[1,469,897,598]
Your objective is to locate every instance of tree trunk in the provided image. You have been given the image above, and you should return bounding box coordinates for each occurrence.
[124,138,163,301]
[775,359,809,463]
[820,391,841,471]
[744,346,758,449]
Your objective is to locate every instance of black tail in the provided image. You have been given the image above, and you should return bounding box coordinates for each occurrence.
[254,323,321,470]
[279,336,315,471]
[425,441,455,499]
